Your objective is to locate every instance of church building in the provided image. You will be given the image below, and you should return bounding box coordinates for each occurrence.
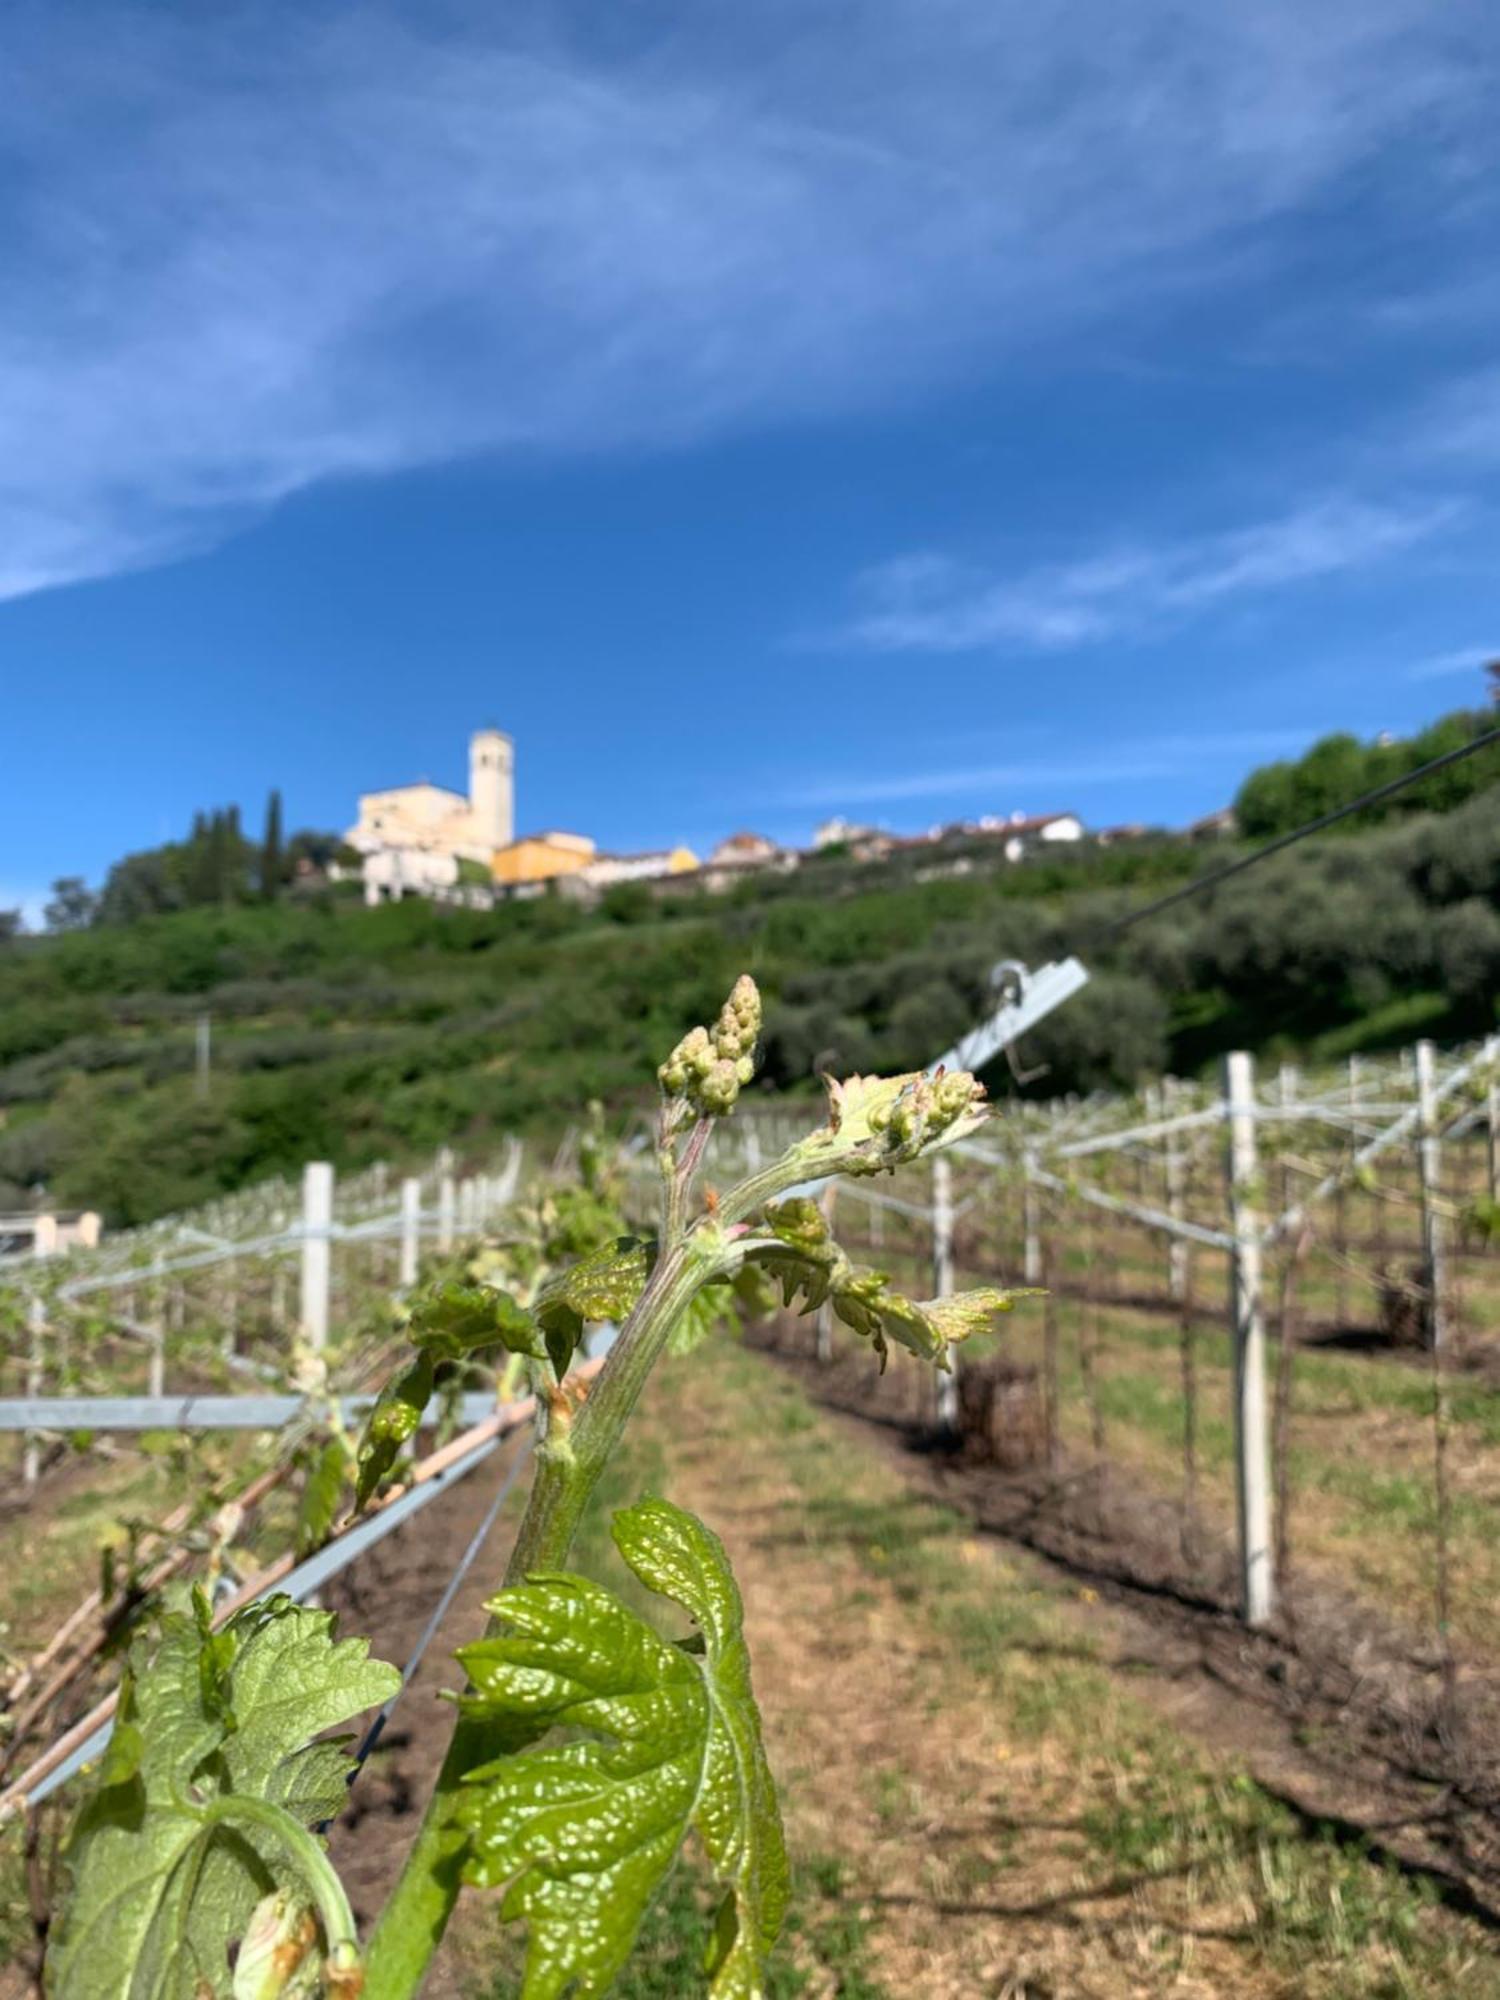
[345,729,514,864]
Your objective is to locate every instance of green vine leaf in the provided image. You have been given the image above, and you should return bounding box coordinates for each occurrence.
[295,1437,349,1557]
[456,1496,788,2000]
[791,1067,988,1179]
[533,1236,650,1379]
[755,1198,1022,1369]
[49,1596,398,2000]
[354,1354,433,1508]
[408,1280,547,1363]
[355,1282,549,1508]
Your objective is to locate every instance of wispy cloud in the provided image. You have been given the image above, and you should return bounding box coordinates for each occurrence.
[0,0,1492,602]
[1410,366,1500,462]
[826,497,1461,656]
[1406,643,1497,681]
[775,729,1315,807]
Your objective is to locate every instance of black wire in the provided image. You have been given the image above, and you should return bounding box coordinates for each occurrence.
[1100,721,1500,940]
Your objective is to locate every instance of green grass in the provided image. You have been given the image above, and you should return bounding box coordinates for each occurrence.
[692,1339,1500,1996]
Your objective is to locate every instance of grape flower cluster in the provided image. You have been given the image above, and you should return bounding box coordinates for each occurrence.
[657,975,762,1119]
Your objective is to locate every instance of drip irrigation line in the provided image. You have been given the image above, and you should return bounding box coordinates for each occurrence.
[339,1434,535,1799]
[1100,722,1500,941]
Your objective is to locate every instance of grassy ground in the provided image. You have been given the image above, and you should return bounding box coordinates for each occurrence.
[841,1160,1500,1666]
[459,1335,1500,1999]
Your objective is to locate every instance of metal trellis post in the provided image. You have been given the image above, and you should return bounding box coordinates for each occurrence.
[1224,1051,1273,1627]
[399,1177,422,1288]
[300,1162,334,1351]
[23,1293,45,1489]
[1021,1146,1041,1288]
[149,1253,166,1399]
[1414,1040,1446,1352]
[1163,1080,1188,1305]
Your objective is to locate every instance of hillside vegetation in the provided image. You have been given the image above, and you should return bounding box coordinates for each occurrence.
[2,737,1495,1223]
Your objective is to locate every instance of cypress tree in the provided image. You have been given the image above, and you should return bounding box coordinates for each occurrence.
[260,789,284,899]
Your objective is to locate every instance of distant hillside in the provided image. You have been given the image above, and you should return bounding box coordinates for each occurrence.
[1,760,1495,1225]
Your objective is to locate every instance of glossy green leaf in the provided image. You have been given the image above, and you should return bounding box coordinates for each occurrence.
[407,1279,546,1363]
[354,1352,433,1508]
[533,1236,650,1378]
[756,1202,1022,1370]
[49,1597,398,2000]
[456,1496,787,1999]
[295,1437,348,1557]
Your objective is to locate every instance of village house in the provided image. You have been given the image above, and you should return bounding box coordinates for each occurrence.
[696,831,799,893]
[940,810,1085,862]
[491,831,597,892]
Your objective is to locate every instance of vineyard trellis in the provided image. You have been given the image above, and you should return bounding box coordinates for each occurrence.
[708,1030,1500,1912]
[712,1028,1500,1626]
[0,1141,523,1473]
[0,1131,622,1898]
[4,1022,1499,1933]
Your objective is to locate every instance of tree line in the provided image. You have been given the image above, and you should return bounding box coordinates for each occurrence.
[18,793,359,934]
[1233,697,1497,839]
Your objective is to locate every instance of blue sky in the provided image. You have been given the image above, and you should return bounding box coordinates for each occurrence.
[1,0,1497,916]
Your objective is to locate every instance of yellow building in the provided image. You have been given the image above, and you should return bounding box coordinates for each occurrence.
[580,846,699,887]
[491,831,596,888]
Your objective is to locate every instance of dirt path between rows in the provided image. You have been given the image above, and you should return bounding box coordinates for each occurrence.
[310,1332,1500,1997]
[753,1320,1500,1925]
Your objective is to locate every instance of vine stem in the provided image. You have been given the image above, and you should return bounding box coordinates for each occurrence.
[196,1794,359,1961]
[362,1215,755,1997]
[363,1116,868,1998]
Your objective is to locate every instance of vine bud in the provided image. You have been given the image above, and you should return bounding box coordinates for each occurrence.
[232,1893,321,2000]
[656,976,762,1121]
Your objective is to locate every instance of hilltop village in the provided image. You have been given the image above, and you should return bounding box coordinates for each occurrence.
[345,728,1099,909]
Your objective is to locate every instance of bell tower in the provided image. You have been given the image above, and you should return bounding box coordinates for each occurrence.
[469,728,514,850]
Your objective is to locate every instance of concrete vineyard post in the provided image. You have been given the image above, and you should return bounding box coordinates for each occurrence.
[1224,1051,1273,1628]
[372,1161,389,1278]
[1414,1041,1446,1352]
[1163,1079,1188,1304]
[144,1253,165,1399]
[399,1178,422,1287]
[1021,1146,1041,1288]
[932,1153,958,1431]
[23,1293,45,1489]
[300,1162,335,1351]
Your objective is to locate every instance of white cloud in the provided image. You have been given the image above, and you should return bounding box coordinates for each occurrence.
[828,496,1461,655]
[1411,367,1500,462]
[0,0,1492,601]
[1407,643,1497,681]
[776,728,1315,806]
